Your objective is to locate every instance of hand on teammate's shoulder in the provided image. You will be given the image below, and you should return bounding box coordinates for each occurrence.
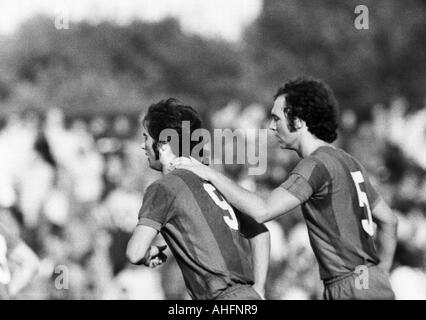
[170,156,211,181]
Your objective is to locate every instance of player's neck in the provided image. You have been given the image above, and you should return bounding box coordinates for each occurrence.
[299,136,330,158]
[161,153,178,175]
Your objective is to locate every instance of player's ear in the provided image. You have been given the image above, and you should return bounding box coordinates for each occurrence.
[294,118,304,130]
[158,141,172,155]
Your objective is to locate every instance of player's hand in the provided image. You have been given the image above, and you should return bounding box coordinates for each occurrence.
[170,156,211,181]
[145,245,168,268]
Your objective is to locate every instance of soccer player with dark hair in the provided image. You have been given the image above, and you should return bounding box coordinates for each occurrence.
[172,79,398,300]
[126,98,270,300]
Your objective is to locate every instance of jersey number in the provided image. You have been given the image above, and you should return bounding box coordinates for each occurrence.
[350,171,375,236]
[203,183,239,230]
[0,235,11,285]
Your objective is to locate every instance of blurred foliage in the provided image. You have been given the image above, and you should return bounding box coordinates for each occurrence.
[244,0,426,118]
[0,0,425,118]
[0,16,245,117]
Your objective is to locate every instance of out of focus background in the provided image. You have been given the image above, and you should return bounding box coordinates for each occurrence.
[0,0,425,299]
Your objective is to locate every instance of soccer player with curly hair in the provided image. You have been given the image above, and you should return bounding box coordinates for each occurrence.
[171,78,398,300]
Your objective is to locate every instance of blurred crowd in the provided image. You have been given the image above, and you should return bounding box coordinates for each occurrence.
[0,97,425,299]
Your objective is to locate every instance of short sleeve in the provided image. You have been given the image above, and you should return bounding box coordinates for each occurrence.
[137,182,176,231]
[237,209,268,239]
[280,158,329,203]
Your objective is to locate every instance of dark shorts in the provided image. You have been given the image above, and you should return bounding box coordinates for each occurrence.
[215,284,262,300]
[323,265,395,300]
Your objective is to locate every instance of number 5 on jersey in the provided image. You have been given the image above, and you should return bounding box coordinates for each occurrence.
[350,171,375,236]
[203,183,239,230]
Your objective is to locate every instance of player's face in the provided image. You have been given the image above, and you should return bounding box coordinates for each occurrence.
[140,126,162,171]
[269,95,299,150]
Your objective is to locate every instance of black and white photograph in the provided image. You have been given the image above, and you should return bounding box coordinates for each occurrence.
[0,0,425,305]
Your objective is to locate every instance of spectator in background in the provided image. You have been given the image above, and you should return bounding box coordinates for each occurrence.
[0,207,39,299]
[0,90,424,299]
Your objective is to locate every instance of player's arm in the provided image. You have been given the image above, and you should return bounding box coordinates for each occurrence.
[126,225,167,268]
[239,212,270,299]
[248,231,270,299]
[127,182,174,268]
[171,157,301,223]
[371,198,398,273]
[7,241,39,297]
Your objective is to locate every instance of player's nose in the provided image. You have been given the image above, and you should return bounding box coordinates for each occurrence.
[269,120,276,131]
[140,142,146,150]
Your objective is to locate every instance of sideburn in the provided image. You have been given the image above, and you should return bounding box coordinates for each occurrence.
[152,141,160,160]
[284,107,297,132]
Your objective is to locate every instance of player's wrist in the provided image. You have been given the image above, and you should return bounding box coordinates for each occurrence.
[134,247,155,266]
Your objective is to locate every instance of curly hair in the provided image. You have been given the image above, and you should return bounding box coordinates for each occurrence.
[143,98,203,158]
[274,78,338,143]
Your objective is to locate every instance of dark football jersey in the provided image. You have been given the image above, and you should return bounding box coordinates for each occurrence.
[138,169,267,300]
[281,146,381,281]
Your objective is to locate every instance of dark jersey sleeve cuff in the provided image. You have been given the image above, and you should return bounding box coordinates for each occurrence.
[279,185,307,203]
[280,174,313,203]
[137,217,162,231]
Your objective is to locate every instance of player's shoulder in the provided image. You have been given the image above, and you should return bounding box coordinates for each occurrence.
[293,148,331,176]
[168,168,203,186]
[310,146,348,170]
[310,145,338,161]
[315,146,364,168]
[150,169,197,195]
[312,146,370,180]
[292,146,344,180]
